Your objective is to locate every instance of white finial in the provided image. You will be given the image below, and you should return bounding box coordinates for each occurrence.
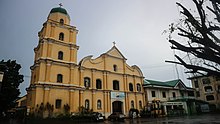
[113,41,116,46]
[59,3,63,7]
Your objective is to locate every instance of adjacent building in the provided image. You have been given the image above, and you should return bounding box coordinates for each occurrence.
[26,7,145,118]
[190,75,220,110]
[143,79,196,115]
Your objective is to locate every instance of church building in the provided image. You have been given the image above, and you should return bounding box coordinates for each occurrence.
[26,6,145,117]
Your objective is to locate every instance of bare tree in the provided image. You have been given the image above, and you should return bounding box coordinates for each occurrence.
[166,0,220,76]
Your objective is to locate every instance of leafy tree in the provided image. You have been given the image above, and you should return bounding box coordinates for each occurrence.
[0,60,24,115]
[166,0,220,76]
[45,102,54,118]
[64,104,70,115]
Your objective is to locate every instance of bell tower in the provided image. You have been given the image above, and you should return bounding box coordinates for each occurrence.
[27,6,80,113]
[37,6,79,63]
[30,6,79,84]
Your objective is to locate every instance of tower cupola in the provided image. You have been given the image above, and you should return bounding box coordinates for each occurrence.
[47,6,70,25]
[50,7,68,15]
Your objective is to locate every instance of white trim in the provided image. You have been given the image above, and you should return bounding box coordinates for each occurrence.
[38,57,76,64]
[143,85,175,89]
[44,87,50,90]
[38,81,79,87]
[69,89,75,92]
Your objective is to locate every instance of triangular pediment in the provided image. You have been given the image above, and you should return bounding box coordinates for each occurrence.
[175,80,187,90]
[104,46,127,60]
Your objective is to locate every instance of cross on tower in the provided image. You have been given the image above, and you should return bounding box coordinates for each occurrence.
[59,3,63,7]
[113,41,116,46]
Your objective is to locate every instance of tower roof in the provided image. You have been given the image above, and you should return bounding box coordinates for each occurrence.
[50,7,68,15]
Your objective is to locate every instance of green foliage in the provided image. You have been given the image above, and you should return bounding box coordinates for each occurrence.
[64,104,70,115]
[34,102,54,118]
[78,106,93,115]
[34,103,44,117]
[140,107,151,117]
[0,60,24,115]
[45,102,54,118]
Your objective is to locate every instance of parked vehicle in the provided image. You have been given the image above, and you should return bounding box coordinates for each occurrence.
[108,112,125,121]
[92,112,105,121]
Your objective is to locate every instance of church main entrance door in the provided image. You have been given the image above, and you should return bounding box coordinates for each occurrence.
[112,101,123,113]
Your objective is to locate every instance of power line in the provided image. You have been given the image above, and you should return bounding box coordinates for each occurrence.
[23,75,31,78]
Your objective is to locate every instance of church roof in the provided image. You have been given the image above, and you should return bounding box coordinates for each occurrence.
[144,79,182,87]
[50,7,68,15]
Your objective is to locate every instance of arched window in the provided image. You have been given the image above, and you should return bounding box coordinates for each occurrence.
[97,100,102,109]
[84,77,91,88]
[206,95,214,101]
[113,64,117,72]
[60,19,64,25]
[57,74,63,83]
[139,101,142,109]
[113,80,119,90]
[129,83,133,91]
[85,99,90,109]
[58,51,63,60]
[137,83,141,92]
[59,32,64,41]
[131,100,134,109]
[96,79,102,89]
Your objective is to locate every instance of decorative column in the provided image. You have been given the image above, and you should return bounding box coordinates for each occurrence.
[123,60,126,74]
[91,70,96,89]
[69,89,75,112]
[126,93,130,111]
[125,93,129,113]
[43,87,50,118]
[69,29,73,43]
[79,68,84,87]
[47,40,52,58]
[103,72,107,90]
[135,93,138,109]
[40,41,45,57]
[43,87,50,104]
[79,90,84,107]
[104,92,107,115]
[70,45,75,63]
[106,72,109,89]
[107,91,111,113]
[69,64,75,84]
[123,75,128,91]
[92,90,96,110]
[30,70,34,84]
[50,23,55,38]
[45,61,52,82]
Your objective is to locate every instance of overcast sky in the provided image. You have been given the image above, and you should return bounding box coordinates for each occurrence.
[0,0,194,96]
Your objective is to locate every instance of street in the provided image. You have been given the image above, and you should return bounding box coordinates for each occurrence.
[101,114,220,124]
[3,114,220,124]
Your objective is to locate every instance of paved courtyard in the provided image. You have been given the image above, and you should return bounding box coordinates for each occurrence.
[3,113,220,124]
[103,114,220,124]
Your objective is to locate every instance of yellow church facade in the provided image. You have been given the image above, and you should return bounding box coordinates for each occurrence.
[26,7,145,117]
